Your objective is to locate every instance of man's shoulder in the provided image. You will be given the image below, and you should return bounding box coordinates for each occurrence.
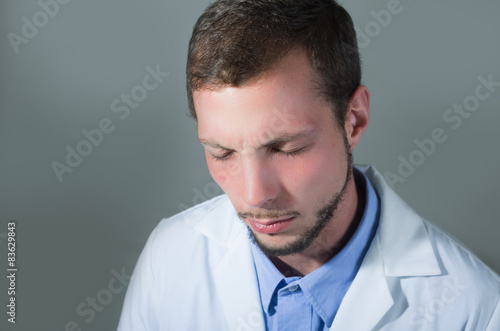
[397,219,500,328]
[118,194,242,330]
[157,194,231,232]
[423,219,500,285]
[148,193,244,253]
[362,164,499,328]
[360,164,499,282]
[361,165,499,310]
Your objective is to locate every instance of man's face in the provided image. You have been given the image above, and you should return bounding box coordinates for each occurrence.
[195,50,353,257]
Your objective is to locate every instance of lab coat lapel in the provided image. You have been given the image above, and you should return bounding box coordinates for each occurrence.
[329,235,394,330]
[360,165,441,278]
[328,166,442,330]
[211,219,266,331]
[191,197,265,330]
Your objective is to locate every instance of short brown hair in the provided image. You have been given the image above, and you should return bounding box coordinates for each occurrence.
[186,0,361,128]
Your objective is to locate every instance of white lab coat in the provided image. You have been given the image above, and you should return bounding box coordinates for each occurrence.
[118,165,500,330]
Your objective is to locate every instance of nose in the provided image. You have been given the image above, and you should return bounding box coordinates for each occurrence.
[241,158,279,208]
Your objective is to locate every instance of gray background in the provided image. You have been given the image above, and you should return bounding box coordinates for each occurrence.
[0,0,498,330]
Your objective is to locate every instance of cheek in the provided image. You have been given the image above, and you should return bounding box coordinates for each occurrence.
[206,155,243,192]
[280,151,345,201]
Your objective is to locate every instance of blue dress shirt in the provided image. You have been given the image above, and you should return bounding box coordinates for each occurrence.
[250,170,381,330]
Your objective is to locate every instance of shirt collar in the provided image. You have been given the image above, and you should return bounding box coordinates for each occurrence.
[250,239,286,314]
[250,168,381,325]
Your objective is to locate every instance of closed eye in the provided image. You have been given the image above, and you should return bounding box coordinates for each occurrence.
[209,146,308,162]
[209,151,233,162]
[271,146,307,157]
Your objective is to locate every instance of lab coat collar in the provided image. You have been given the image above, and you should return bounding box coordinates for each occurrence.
[211,224,267,331]
[191,198,266,330]
[330,165,442,330]
[358,165,442,277]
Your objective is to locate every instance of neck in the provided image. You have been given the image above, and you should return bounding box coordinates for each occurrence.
[271,169,367,277]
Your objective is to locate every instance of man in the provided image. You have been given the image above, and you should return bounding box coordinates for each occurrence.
[118,1,500,330]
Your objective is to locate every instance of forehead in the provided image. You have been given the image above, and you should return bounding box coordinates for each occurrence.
[194,50,335,144]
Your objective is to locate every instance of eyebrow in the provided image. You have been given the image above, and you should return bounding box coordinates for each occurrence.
[199,128,315,150]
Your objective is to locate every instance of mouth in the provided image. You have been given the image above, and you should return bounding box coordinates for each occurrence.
[247,217,295,234]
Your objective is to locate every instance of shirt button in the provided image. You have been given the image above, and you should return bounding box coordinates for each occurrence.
[288,285,299,292]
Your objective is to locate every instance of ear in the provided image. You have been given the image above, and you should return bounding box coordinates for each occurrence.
[344,85,370,150]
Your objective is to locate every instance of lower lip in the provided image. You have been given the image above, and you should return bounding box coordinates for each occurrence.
[248,218,294,234]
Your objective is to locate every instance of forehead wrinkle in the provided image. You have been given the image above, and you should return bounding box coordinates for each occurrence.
[259,127,316,149]
[198,138,229,150]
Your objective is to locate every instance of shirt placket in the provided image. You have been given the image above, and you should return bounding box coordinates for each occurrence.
[277,284,311,330]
